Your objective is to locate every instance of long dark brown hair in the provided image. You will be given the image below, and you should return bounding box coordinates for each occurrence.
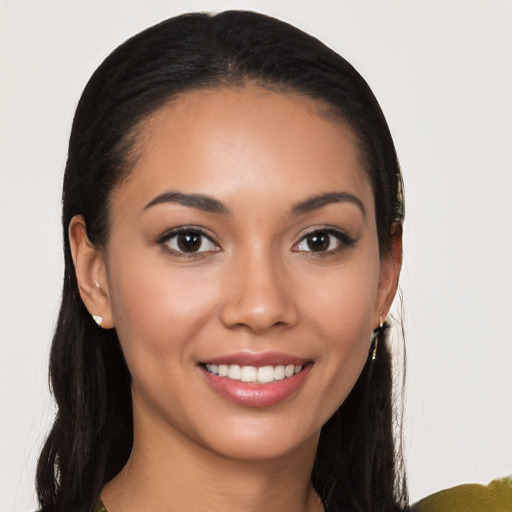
[37,10,407,512]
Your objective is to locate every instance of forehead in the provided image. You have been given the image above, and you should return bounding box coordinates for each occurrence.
[113,85,373,215]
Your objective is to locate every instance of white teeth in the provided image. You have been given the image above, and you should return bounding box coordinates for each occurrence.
[285,364,295,377]
[257,366,275,383]
[274,365,285,380]
[240,366,257,382]
[227,364,241,380]
[205,363,303,383]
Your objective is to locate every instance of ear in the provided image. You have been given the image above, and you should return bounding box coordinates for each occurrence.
[374,223,403,325]
[68,215,114,329]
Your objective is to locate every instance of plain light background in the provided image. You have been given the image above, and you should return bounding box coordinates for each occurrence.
[1,1,511,509]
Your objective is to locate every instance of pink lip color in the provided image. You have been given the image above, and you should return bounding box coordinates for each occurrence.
[200,352,312,408]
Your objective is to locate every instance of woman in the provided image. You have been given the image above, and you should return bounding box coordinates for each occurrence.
[36,11,406,512]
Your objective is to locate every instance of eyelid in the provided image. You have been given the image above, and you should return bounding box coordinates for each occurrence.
[156,226,221,255]
[293,226,356,253]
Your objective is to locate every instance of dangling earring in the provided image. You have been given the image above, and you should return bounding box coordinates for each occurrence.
[92,314,103,327]
[370,317,388,361]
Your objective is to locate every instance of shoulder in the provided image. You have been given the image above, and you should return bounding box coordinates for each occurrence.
[411,476,512,512]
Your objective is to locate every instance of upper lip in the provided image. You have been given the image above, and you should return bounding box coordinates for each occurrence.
[201,351,311,367]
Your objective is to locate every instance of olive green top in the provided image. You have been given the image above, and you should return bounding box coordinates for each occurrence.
[411,476,512,512]
[96,476,512,511]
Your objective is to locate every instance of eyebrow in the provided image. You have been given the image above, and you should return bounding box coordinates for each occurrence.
[143,191,228,214]
[143,190,365,217]
[291,191,366,217]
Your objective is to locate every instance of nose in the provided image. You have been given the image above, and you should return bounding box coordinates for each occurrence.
[219,249,299,334]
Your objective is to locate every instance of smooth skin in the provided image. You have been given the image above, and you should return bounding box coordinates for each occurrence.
[69,85,401,512]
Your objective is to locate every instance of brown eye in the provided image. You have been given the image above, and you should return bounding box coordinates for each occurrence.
[177,232,202,252]
[305,232,331,252]
[295,228,354,253]
[162,229,219,254]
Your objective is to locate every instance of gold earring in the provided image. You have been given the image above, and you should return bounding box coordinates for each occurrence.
[370,316,388,361]
[92,314,103,327]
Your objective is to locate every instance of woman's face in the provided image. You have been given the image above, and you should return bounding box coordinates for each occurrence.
[95,85,398,460]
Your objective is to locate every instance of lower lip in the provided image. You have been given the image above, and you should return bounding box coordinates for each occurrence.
[201,365,312,408]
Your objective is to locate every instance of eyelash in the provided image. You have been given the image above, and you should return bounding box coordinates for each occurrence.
[156,226,220,258]
[156,226,355,258]
[293,227,356,255]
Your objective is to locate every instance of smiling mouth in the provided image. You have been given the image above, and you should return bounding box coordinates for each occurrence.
[204,363,303,384]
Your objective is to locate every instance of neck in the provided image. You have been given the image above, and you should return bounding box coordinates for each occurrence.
[102,401,323,512]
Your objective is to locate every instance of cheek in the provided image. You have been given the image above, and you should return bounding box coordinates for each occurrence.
[303,252,380,340]
[299,254,380,408]
[105,247,220,366]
